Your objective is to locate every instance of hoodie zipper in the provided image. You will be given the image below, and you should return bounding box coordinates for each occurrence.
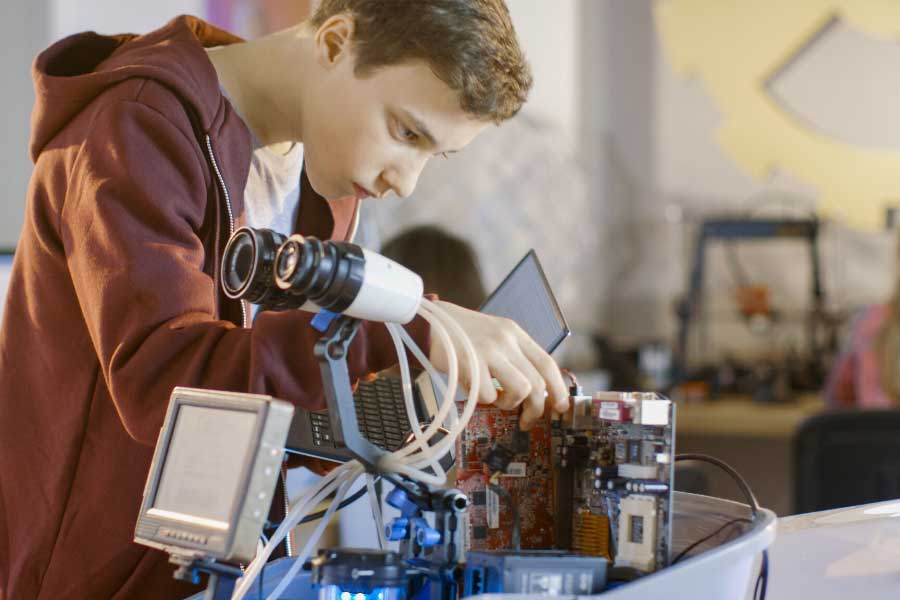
[205,134,248,328]
[205,137,290,557]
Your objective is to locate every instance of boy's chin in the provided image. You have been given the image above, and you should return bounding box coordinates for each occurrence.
[306,168,352,202]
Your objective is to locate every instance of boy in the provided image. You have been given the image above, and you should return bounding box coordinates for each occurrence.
[0,1,568,598]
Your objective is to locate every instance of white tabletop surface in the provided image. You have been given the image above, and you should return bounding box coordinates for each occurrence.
[768,499,900,598]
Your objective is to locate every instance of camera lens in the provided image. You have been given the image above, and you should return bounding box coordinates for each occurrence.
[274,235,365,313]
[221,227,305,310]
[275,240,300,282]
[223,238,251,296]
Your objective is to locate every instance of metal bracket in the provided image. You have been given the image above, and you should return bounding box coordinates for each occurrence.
[314,315,388,470]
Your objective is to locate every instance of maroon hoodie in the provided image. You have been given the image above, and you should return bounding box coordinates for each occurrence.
[0,15,428,599]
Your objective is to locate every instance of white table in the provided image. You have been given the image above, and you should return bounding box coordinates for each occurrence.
[768,499,900,598]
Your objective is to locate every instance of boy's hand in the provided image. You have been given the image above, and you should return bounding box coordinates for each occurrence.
[428,300,569,430]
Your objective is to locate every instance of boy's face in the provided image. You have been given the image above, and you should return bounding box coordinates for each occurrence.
[302,30,488,201]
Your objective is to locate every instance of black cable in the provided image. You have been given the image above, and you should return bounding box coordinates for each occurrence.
[670,517,752,564]
[299,485,369,524]
[674,453,760,517]
[488,482,521,551]
[754,550,769,600]
[673,454,768,600]
[264,478,377,529]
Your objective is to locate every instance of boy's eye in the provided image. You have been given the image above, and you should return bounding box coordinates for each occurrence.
[398,123,419,142]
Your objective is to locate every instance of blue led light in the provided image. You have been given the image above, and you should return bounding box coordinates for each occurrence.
[322,584,405,600]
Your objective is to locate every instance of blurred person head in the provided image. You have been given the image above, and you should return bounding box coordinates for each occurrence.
[381,225,486,310]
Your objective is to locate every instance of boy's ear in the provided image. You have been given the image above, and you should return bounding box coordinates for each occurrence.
[314,13,355,69]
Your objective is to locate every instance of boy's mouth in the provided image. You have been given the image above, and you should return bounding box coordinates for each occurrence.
[352,183,375,200]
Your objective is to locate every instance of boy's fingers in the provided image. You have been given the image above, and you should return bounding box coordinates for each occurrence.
[517,331,569,412]
[519,394,545,430]
[476,359,496,404]
[489,356,531,410]
[507,348,547,423]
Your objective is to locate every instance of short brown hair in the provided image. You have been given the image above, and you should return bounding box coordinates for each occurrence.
[310,0,532,123]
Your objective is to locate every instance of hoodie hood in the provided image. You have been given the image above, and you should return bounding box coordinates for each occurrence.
[29,15,240,161]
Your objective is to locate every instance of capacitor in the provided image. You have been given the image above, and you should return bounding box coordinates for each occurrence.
[606,477,627,491]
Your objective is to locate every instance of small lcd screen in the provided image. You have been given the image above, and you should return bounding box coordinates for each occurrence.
[153,405,258,525]
[479,250,569,353]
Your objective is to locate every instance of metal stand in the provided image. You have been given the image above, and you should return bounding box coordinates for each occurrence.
[314,315,389,471]
[674,218,825,387]
[172,556,244,600]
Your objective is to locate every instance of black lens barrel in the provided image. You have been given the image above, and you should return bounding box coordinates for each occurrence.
[220,227,306,310]
[274,236,365,313]
[221,227,365,314]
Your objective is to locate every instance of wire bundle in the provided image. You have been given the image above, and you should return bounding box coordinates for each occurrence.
[230,298,481,600]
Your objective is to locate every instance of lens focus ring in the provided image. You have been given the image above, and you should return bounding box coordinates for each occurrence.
[221,227,306,310]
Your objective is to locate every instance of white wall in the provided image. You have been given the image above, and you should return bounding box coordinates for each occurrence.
[0,0,49,249]
[0,1,206,250]
[50,0,204,39]
[506,0,579,145]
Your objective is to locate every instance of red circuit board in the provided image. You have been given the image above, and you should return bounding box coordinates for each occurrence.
[453,406,555,551]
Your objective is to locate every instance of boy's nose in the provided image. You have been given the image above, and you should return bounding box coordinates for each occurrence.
[384,158,427,199]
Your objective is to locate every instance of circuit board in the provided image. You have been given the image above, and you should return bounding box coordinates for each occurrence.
[552,392,675,572]
[452,391,675,575]
[452,406,555,551]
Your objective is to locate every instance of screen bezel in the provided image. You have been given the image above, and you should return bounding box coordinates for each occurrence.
[0,248,15,323]
[136,389,268,559]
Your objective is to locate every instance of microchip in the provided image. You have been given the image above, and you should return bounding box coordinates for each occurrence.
[629,515,644,544]
[473,491,487,506]
[628,440,641,463]
[473,526,488,540]
[513,429,530,454]
[485,444,515,473]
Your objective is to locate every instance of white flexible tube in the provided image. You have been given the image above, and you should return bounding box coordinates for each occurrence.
[381,302,481,484]
[231,462,357,600]
[384,306,460,461]
[384,323,445,482]
[232,469,345,599]
[404,300,481,467]
[396,306,459,458]
[264,469,360,600]
[234,298,480,598]
[366,473,387,550]
[374,312,457,482]
[393,325,458,431]
[377,309,463,484]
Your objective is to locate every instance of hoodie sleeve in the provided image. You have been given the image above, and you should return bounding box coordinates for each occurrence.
[60,98,429,445]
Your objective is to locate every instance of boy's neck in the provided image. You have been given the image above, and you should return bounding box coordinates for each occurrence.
[205,25,314,152]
